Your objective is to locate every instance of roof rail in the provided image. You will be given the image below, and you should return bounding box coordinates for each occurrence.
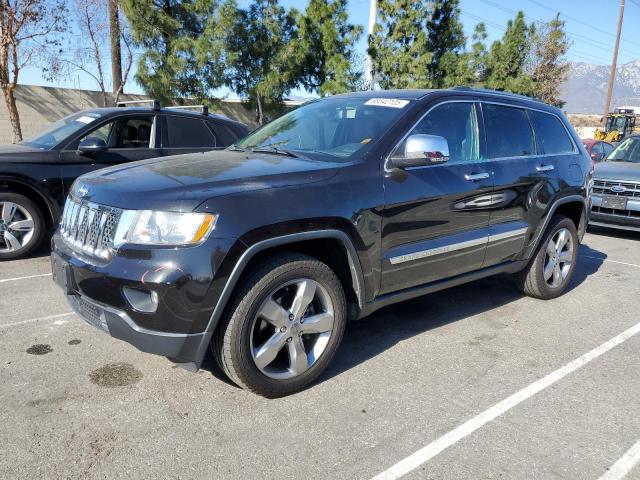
[448,86,537,102]
[116,99,161,110]
[165,105,209,116]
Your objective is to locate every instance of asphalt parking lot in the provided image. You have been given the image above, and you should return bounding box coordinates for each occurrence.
[1,228,639,480]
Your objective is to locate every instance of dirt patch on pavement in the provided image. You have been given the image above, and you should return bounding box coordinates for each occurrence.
[26,344,52,355]
[89,363,142,387]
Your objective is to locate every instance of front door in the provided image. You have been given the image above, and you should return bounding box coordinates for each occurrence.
[380,100,493,295]
[59,114,162,196]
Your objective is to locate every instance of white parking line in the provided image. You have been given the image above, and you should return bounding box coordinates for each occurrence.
[370,320,640,480]
[580,255,640,269]
[598,439,640,480]
[0,273,52,283]
[0,312,74,329]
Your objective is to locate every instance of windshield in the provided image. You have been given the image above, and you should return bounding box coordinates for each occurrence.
[236,96,412,158]
[607,137,640,163]
[21,112,102,149]
[607,116,629,133]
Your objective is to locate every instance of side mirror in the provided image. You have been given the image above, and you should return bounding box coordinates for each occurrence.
[391,134,450,169]
[78,137,108,154]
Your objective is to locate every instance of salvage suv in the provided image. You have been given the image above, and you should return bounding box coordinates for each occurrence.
[51,88,591,397]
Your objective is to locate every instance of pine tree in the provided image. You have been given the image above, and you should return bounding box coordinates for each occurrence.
[528,14,570,106]
[427,0,465,88]
[485,11,534,95]
[120,0,230,103]
[226,0,298,124]
[368,0,433,89]
[293,0,362,96]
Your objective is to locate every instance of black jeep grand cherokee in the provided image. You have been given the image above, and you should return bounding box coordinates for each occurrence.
[52,89,591,397]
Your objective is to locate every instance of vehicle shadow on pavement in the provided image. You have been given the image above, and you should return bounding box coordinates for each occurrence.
[319,243,607,385]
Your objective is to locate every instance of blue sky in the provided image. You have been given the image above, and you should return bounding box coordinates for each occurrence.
[21,0,640,96]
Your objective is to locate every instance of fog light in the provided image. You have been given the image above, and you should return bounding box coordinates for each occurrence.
[123,287,159,313]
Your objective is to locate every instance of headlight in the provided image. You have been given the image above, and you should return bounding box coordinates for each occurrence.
[113,210,217,247]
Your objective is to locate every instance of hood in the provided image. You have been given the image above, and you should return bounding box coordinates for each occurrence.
[594,161,640,182]
[0,143,60,165]
[75,149,343,211]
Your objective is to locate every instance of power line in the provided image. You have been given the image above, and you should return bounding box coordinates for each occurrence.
[528,0,640,49]
[460,11,615,65]
[478,0,640,59]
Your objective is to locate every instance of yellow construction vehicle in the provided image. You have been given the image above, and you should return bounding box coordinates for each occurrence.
[594,108,639,143]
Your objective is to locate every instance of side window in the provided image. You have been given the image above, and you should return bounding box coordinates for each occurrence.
[78,116,155,149]
[602,142,614,156]
[528,110,574,155]
[166,116,216,148]
[207,122,235,147]
[594,142,604,154]
[392,102,480,164]
[483,104,534,158]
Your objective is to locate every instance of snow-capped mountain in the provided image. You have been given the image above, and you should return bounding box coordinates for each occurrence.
[561,59,640,114]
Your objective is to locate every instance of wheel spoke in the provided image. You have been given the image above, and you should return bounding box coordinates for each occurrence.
[300,312,333,334]
[558,250,573,263]
[3,231,22,251]
[287,336,309,375]
[543,260,555,281]
[546,239,556,258]
[290,280,317,319]
[253,331,287,370]
[259,298,289,329]
[8,219,33,232]
[556,230,568,250]
[552,263,562,286]
[1,202,17,223]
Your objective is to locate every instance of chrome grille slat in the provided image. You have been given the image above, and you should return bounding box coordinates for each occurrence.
[60,197,122,260]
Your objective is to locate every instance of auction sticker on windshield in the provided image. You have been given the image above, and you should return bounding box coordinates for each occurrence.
[76,115,99,124]
[364,98,410,108]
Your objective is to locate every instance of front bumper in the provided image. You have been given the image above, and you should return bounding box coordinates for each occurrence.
[65,292,207,363]
[589,194,640,232]
[51,232,237,365]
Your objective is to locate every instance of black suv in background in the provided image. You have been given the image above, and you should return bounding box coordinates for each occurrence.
[51,88,591,397]
[0,101,249,259]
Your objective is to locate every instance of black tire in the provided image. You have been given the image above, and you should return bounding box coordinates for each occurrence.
[0,192,45,261]
[515,215,579,300]
[212,253,347,397]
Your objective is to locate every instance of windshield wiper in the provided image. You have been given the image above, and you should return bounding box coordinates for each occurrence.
[251,145,299,158]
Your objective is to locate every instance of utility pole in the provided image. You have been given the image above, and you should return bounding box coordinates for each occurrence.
[108,0,123,98]
[602,0,625,125]
[365,0,377,90]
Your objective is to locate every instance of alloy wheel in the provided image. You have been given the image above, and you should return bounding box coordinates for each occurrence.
[543,227,574,288]
[250,278,335,380]
[0,201,35,253]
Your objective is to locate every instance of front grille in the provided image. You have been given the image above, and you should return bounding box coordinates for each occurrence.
[592,179,640,198]
[60,196,122,260]
[591,206,640,218]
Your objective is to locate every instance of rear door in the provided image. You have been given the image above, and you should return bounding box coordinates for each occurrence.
[482,103,573,267]
[161,114,220,156]
[380,99,493,294]
[59,114,161,196]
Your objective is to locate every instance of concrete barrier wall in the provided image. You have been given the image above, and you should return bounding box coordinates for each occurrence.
[0,85,260,144]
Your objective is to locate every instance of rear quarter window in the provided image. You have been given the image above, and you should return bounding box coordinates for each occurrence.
[483,103,535,158]
[166,115,216,148]
[528,110,575,155]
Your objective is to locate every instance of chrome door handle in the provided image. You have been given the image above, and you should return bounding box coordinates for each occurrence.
[536,164,555,172]
[464,172,490,181]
